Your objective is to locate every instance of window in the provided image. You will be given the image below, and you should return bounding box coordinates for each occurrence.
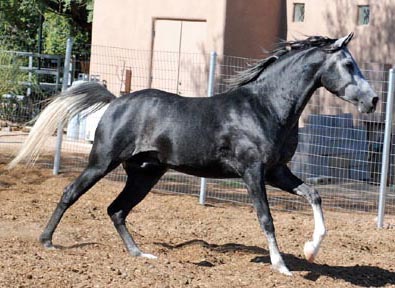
[293,3,305,22]
[357,5,370,25]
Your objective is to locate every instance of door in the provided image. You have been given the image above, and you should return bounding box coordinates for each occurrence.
[151,19,207,96]
[178,21,208,96]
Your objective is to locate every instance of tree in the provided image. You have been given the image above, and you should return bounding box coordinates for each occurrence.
[0,52,27,97]
[0,50,39,122]
[38,0,94,35]
[0,0,94,55]
[0,1,42,51]
[42,11,90,56]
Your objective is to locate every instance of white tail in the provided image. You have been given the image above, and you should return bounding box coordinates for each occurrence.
[8,82,116,169]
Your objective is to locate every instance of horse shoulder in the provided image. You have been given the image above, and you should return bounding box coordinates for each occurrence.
[278,124,299,163]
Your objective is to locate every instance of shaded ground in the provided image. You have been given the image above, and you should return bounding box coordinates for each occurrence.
[0,156,395,287]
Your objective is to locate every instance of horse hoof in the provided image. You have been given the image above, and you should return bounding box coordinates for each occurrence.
[304,241,316,263]
[140,253,157,259]
[273,265,292,276]
[39,236,55,250]
[130,250,158,259]
[41,240,56,250]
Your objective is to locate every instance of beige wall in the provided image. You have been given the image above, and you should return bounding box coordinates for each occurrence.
[90,0,228,95]
[91,0,227,53]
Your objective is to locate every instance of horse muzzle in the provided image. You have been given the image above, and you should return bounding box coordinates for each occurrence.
[358,95,379,113]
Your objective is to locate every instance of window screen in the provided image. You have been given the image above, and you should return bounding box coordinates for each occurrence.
[358,5,370,25]
[293,3,305,22]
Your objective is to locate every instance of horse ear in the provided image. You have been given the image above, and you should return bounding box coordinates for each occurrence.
[333,32,354,49]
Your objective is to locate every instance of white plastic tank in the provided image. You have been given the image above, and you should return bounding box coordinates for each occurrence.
[66,75,105,142]
[66,80,88,140]
[85,104,109,142]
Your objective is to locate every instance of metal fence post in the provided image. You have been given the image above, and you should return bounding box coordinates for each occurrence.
[27,55,33,97]
[199,51,217,205]
[377,68,395,228]
[53,37,73,175]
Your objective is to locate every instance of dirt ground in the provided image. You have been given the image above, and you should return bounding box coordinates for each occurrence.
[1,156,395,288]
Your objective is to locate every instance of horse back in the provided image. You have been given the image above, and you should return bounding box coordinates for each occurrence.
[95,90,225,168]
[94,88,297,176]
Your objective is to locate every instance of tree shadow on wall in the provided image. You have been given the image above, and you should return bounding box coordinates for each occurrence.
[323,0,395,65]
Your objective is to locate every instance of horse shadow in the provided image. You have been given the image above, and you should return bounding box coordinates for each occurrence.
[49,242,102,250]
[155,239,395,287]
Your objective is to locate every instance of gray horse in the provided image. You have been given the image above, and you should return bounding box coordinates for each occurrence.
[9,33,378,275]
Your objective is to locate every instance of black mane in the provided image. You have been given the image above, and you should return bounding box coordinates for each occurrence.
[227,36,338,90]
[274,35,338,54]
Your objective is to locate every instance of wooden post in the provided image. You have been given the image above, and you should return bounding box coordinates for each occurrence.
[125,69,132,94]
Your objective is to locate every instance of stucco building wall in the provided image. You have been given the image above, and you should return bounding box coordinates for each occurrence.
[286,0,395,64]
[90,0,394,117]
[90,0,285,94]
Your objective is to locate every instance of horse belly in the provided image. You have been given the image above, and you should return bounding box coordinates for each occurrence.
[134,115,238,177]
[156,140,238,178]
[170,162,239,178]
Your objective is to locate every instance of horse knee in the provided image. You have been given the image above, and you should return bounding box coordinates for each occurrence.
[259,214,275,234]
[59,184,78,206]
[107,200,129,227]
[107,200,118,217]
[108,208,126,226]
[309,189,321,206]
[297,184,321,206]
[60,166,108,207]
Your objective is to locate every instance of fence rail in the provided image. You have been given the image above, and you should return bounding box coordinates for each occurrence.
[1,45,394,223]
[0,50,62,92]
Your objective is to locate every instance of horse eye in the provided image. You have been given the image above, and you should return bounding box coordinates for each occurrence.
[344,62,354,71]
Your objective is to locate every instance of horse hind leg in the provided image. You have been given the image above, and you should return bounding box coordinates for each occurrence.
[107,162,166,258]
[39,159,119,248]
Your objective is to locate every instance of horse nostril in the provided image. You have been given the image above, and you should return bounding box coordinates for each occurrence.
[372,96,379,106]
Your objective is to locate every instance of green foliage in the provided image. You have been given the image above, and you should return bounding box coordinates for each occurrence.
[0,0,94,122]
[0,0,41,51]
[42,12,90,56]
[0,50,30,121]
[42,13,70,55]
[86,0,95,23]
[0,46,49,123]
[0,51,27,97]
[0,0,93,55]
[62,0,95,21]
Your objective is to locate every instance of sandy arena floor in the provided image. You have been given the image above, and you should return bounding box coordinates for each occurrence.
[0,156,395,287]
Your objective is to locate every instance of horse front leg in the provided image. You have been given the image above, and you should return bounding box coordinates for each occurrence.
[266,164,326,263]
[243,162,292,275]
[298,183,326,263]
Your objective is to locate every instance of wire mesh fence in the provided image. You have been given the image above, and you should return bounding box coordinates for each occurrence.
[1,45,394,217]
[0,50,62,124]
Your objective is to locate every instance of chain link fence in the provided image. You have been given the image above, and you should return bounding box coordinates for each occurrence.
[1,45,394,218]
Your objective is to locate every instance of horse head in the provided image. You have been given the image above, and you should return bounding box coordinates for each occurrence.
[320,32,379,113]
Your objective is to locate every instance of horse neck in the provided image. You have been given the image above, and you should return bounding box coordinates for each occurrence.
[253,50,323,127]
